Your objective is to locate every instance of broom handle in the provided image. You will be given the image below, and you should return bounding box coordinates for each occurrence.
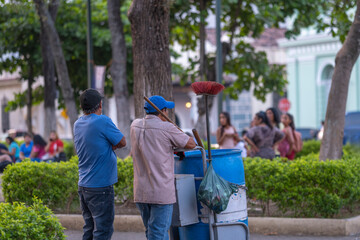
[205,95,212,160]
[192,129,205,149]
[144,96,183,132]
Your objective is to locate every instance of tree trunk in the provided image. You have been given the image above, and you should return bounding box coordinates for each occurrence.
[40,0,59,139]
[107,0,131,158]
[128,0,173,119]
[319,0,360,160]
[26,64,33,135]
[34,0,78,135]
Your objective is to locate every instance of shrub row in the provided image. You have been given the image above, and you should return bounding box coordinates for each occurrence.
[0,198,65,239]
[3,143,360,218]
[244,153,360,217]
[1,156,134,213]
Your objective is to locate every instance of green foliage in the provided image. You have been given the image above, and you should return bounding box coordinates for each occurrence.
[0,197,65,240]
[0,0,133,111]
[295,140,321,158]
[115,157,134,203]
[5,86,44,112]
[2,159,79,213]
[1,156,135,211]
[244,153,360,218]
[63,140,75,161]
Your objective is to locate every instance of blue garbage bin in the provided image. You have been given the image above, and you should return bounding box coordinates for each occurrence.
[174,149,247,240]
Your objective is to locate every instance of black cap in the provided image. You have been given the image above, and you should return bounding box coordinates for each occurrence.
[80,89,103,110]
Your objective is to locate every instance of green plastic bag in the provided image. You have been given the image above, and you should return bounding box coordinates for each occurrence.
[197,162,239,214]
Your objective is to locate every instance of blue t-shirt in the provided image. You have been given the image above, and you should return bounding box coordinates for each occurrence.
[74,114,124,188]
[9,142,20,158]
[20,141,33,158]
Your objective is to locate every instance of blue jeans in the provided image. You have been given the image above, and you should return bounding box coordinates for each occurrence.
[78,185,115,240]
[136,203,173,240]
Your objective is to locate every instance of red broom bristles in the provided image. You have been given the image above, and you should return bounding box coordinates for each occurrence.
[191,81,225,96]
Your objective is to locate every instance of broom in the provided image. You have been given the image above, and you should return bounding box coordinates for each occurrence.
[144,96,205,149]
[191,81,225,160]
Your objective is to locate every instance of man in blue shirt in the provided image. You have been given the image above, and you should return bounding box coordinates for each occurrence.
[74,89,126,240]
[20,132,33,160]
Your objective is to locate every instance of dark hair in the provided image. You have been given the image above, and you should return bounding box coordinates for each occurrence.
[146,108,167,116]
[6,136,14,143]
[241,130,248,136]
[255,111,273,130]
[33,134,47,147]
[266,107,280,128]
[24,132,33,138]
[83,102,101,114]
[285,113,296,131]
[220,112,232,137]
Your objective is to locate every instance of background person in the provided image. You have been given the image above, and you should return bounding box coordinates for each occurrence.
[216,112,240,149]
[1,136,20,162]
[7,129,16,140]
[244,111,284,159]
[266,107,281,157]
[74,89,126,240]
[0,142,12,164]
[266,107,281,128]
[45,131,64,159]
[317,120,325,140]
[20,132,33,161]
[235,129,248,158]
[30,135,47,162]
[131,95,196,240]
[278,113,296,160]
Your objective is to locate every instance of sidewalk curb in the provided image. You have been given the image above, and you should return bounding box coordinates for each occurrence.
[249,216,360,236]
[56,214,360,236]
[56,214,145,232]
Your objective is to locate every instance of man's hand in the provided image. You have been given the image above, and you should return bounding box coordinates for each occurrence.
[112,136,126,150]
[184,138,196,149]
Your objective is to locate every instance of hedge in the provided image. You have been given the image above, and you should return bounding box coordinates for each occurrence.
[1,156,134,212]
[244,153,360,218]
[3,144,360,218]
[0,198,65,239]
[2,158,79,213]
[295,140,321,158]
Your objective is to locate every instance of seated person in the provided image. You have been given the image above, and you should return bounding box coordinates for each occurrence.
[30,135,47,162]
[20,132,33,161]
[1,137,20,162]
[0,143,12,164]
[45,131,64,160]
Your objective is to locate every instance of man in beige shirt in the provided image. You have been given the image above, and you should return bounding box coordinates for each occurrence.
[130,95,196,240]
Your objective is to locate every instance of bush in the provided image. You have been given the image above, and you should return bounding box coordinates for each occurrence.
[0,198,65,239]
[295,140,321,158]
[244,153,360,218]
[1,156,135,211]
[115,157,134,203]
[2,158,79,213]
[63,140,75,160]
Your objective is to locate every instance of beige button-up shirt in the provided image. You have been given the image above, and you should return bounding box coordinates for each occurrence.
[130,115,190,204]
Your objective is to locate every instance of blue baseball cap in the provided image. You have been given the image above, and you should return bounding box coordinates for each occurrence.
[144,95,175,113]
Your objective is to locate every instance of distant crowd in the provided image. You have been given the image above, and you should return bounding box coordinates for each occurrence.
[0,130,65,172]
[216,108,303,160]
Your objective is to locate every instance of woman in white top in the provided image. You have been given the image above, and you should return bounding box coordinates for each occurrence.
[216,112,240,149]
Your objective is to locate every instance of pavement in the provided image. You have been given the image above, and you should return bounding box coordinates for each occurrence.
[64,231,360,240]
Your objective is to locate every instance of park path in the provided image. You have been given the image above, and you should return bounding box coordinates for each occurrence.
[64,231,360,240]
